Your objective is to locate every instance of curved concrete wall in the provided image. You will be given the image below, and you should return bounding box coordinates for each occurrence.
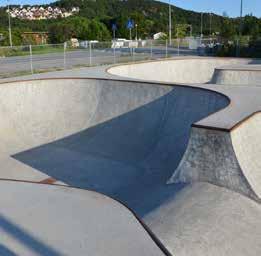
[0,79,170,155]
[168,127,256,200]
[107,58,252,84]
[0,79,100,154]
[0,79,228,209]
[211,67,261,86]
[169,113,261,201]
[231,113,261,198]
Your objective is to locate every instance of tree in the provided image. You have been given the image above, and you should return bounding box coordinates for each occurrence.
[176,24,189,38]
[220,18,236,39]
[48,23,74,43]
[48,16,111,43]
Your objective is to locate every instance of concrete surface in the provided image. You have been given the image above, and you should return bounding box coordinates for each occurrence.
[0,180,166,256]
[0,77,229,255]
[145,182,261,256]
[0,78,228,204]
[0,57,261,255]
[107,57,261,84]
[212,64,261,85]
[168,126,258,200]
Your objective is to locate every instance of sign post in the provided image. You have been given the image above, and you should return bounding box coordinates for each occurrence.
[112,23,117,64]
[126,19,134,40]
[112,23,117,41]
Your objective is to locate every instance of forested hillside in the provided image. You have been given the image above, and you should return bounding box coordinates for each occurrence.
[0,0,260,46]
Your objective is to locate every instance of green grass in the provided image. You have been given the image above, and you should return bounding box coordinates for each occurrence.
[0,46,78,58]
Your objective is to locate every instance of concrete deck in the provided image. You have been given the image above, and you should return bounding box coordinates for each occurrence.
[212,64,261,85]
[0,181,166,256]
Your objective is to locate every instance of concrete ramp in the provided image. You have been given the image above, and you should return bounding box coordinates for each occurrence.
[108,58,261,86]
[211,65,261,85]
[169,112,261,201]
[107,58,254,84]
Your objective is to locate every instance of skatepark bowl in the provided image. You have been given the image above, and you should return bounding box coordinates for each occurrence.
[0,57,261,255]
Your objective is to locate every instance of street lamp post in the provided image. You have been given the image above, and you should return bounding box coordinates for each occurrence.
[7,0,13,47]
[239,0,243,36]
[237,0,243,57]
[169,0,172,45]
[209,13,212,37]
[201,13,203,38]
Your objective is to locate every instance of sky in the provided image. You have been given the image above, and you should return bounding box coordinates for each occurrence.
[162,0,261,18]
[0,0,260,18]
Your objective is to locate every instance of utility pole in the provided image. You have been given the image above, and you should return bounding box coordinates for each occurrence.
[169,0,172,45]
[7,0,13,47]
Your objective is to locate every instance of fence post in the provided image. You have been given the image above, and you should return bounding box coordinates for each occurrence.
[236,38,240,57]
[177,38,180,56]
[29,45,33,74]
[130,45,133,60]
[132,46,135,62]
[165,39,168,58]
[113,42,116,64]
[89,41,92,66]
[150,40,153,59]
[63,42,67,69]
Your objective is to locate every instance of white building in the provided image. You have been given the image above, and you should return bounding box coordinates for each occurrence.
[153,32,167,40]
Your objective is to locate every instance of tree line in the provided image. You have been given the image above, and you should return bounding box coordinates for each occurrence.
[0,0,260,46]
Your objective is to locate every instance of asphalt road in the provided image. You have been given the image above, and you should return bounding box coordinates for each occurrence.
[0,47,197,78]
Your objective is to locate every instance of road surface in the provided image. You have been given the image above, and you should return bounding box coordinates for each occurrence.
[0,47,196,78]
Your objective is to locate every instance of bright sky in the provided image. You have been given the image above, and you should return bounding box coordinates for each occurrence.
[162,0,260,17]
[0,0,260,18]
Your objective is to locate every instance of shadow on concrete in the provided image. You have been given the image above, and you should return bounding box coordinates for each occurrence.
[249,59,261,64]
[14,86,229,217]
[0,245,17,256]
[0,214,62,256]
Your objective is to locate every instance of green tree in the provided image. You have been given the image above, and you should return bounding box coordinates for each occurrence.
[220,18,236,39]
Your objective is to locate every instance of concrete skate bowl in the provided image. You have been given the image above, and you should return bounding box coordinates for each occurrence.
[107,57,261,85]
[0,78,228,212]
[1,77,261,256]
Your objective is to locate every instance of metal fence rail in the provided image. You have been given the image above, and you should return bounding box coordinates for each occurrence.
[0,38,226,79]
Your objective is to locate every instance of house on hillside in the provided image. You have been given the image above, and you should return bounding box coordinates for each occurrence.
[22,32,49,45]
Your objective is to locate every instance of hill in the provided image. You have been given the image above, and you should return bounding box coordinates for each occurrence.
[0,0,260,46]
[50,0,226,37]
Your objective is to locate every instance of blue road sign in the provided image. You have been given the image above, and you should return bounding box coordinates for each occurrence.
[112,23,117,31]
[126,19,134,30]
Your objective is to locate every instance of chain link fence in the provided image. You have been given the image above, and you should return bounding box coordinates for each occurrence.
[0,38,239,79]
